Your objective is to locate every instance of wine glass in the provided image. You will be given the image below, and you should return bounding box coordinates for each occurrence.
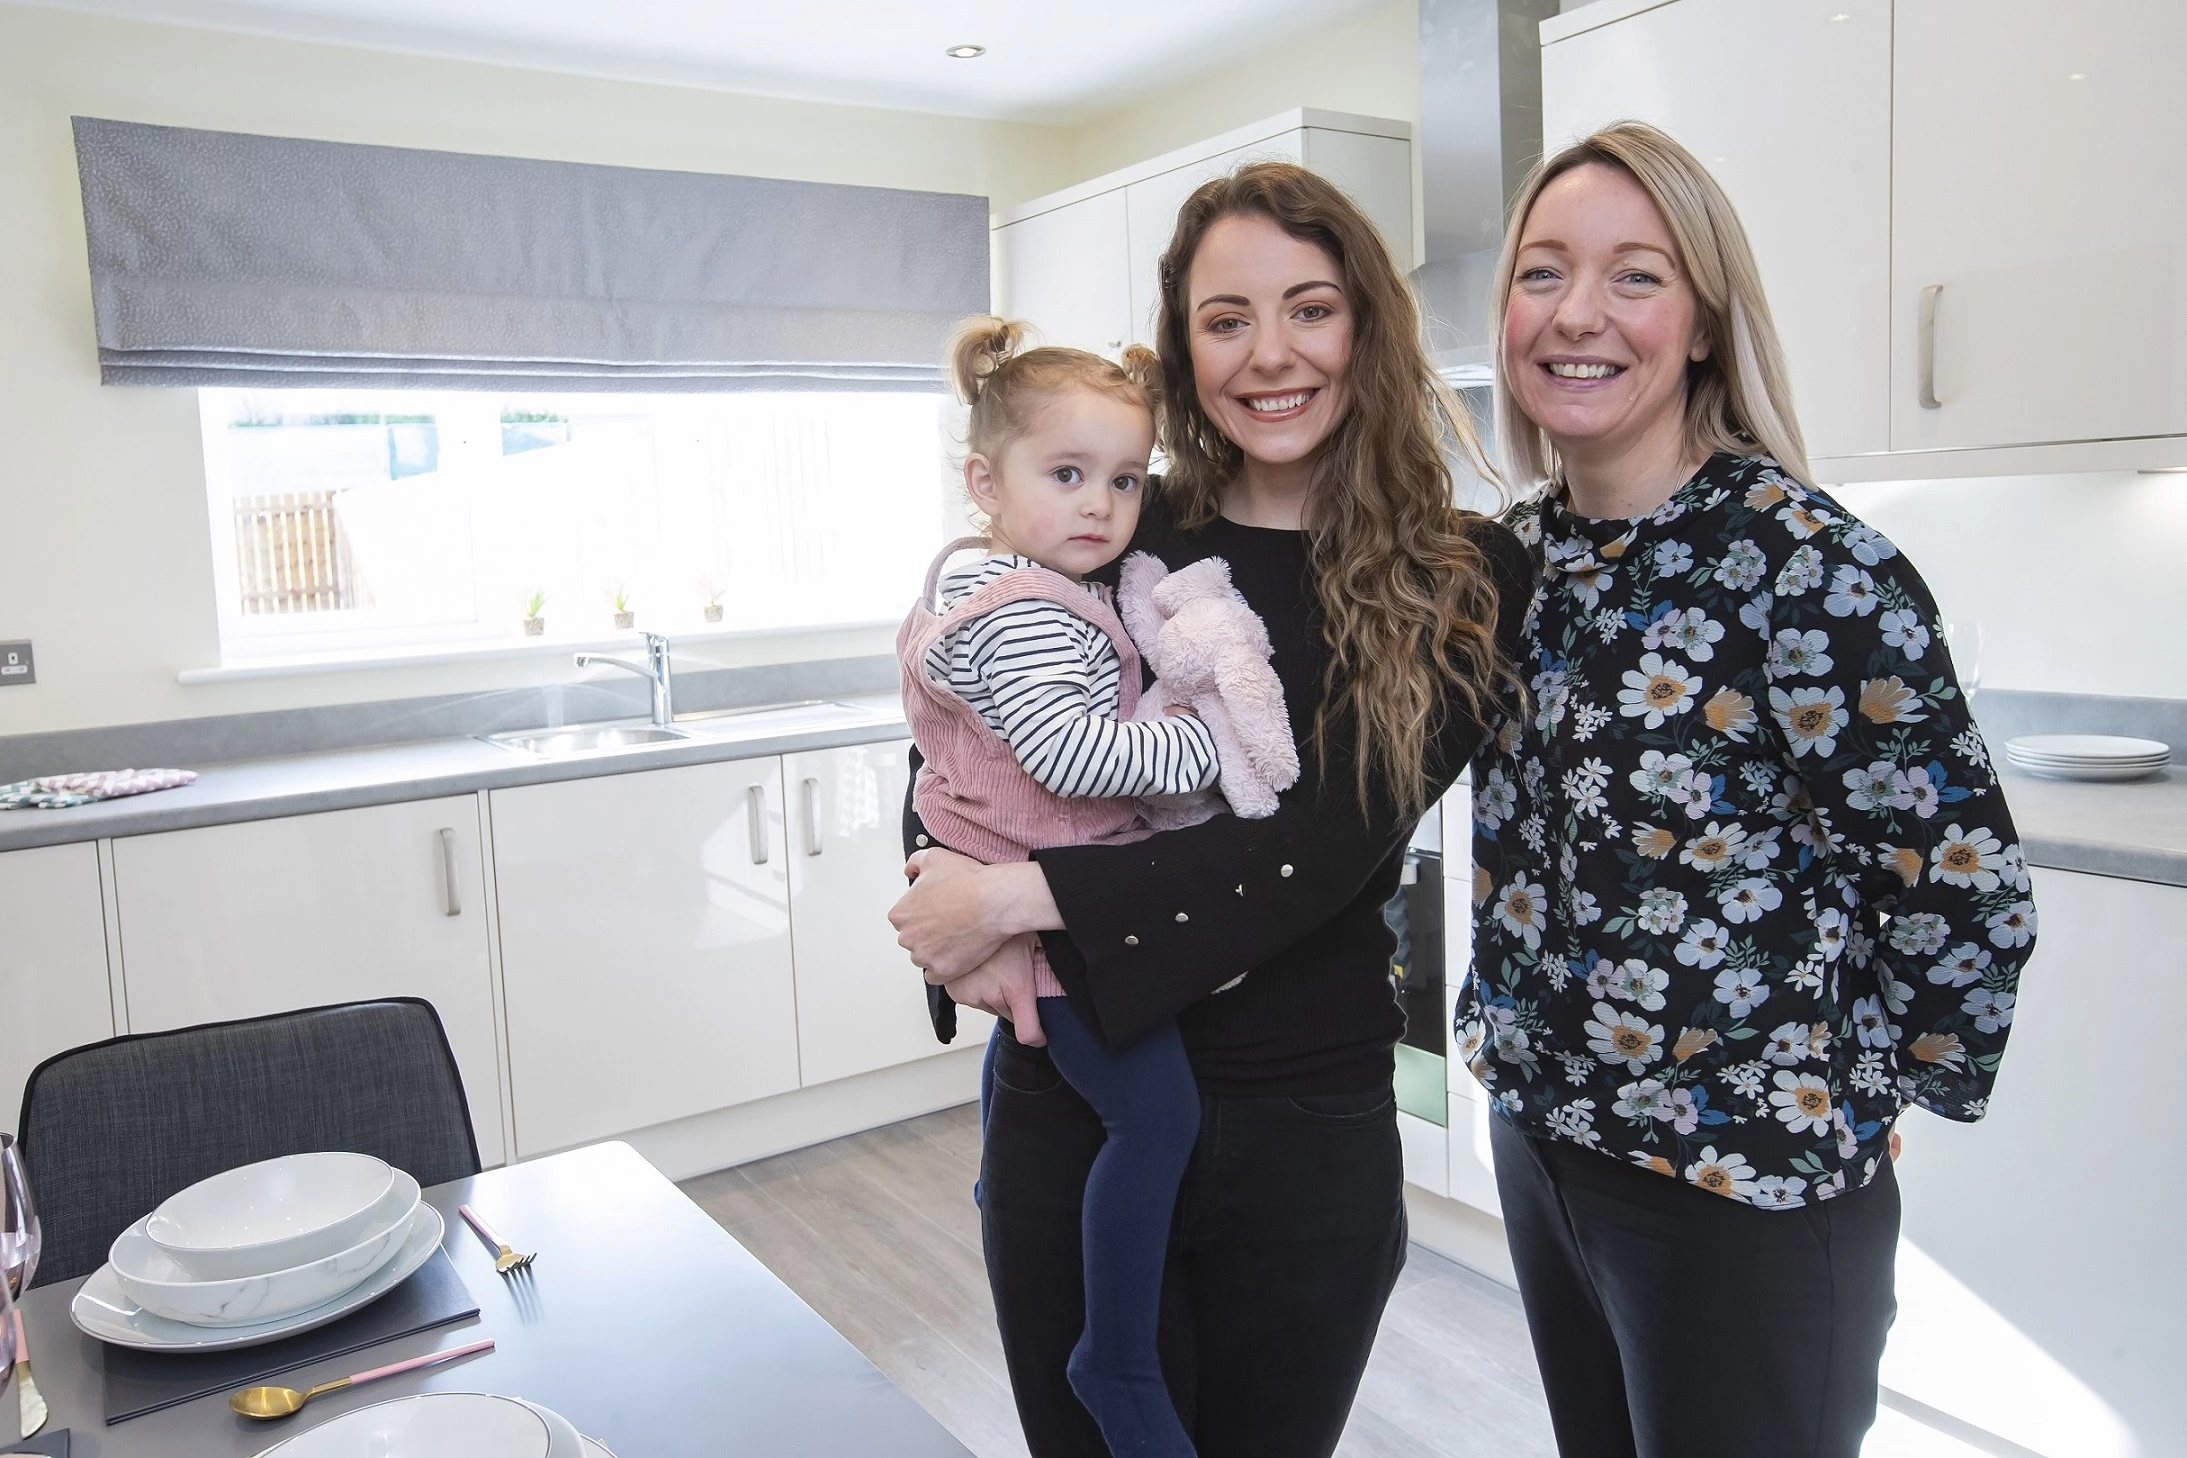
[1944,619,1983,702]
[1,1132,36,1406]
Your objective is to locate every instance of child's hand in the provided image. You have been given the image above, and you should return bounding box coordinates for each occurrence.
[1162,703,1200,718]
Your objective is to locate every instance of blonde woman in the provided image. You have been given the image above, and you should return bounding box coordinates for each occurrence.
[1459,122,2035,1457]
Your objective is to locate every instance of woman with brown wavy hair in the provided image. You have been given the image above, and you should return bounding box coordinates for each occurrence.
[891,161,1533,1457]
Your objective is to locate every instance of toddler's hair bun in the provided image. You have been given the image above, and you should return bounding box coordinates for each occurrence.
[948,314,1029,405]
[1118,343,1163,403]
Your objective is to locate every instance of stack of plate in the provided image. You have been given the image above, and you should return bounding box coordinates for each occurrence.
[71,1151,446,1352]
[2004,734,2172,783]
[250,1393,617,1457]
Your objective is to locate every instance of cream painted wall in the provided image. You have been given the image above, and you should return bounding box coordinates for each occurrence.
[0,3,1076,735]
[1830,473,2187,700]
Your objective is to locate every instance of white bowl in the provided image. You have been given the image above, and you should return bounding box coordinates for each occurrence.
[253,1393,581,1458]
[114,1170,420,1325]
[148,1152,395,1279]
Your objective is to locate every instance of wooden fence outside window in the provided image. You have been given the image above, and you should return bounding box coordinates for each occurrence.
[233,491,359,614]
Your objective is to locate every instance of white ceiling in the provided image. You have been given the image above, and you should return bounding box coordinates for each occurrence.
[25,0,1387,124]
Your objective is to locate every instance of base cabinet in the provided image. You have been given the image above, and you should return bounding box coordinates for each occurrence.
[784,741,992,1088]
[490,759,799,1157]
[0,842,115,1131]
[109,799,504,1160]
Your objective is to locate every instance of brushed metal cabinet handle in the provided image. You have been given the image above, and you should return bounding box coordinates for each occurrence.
[1918,283,1944,410]
[801,777,822,856]
[747,785,770,864]
[437,827,461,916]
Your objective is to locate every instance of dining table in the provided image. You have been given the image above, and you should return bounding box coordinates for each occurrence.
[12,1139,975,1455]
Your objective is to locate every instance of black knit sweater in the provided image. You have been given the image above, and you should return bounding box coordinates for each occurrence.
[908,490,1533,1095]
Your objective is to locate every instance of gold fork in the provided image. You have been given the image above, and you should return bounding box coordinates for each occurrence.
[457,1203,536,1275]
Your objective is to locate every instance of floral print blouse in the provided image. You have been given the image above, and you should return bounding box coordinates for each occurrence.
[1459,453,2034,1209]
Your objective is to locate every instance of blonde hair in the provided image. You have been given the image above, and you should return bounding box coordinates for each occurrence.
[1489,120,1810,490]
[1153,162,1514,818]
[946,315,1161,462]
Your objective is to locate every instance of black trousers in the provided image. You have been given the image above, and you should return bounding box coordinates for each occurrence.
[980,1025,1408,1458]
[1490,1114,1900,1458]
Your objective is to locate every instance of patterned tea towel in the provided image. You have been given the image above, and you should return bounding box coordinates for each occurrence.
[0,768,197,809]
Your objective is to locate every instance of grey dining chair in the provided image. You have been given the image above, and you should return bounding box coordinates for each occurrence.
[16,997,482,1289]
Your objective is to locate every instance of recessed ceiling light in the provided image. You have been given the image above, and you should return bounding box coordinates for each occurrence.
[2068,72,2087,80]
[1830,12,1850,20]
[946,44,986,59]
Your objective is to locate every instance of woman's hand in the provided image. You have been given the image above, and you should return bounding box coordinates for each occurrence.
[943,935,1046,1047]
[890,849,1063,982]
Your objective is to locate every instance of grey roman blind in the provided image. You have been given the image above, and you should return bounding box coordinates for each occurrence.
[70,117,990,391]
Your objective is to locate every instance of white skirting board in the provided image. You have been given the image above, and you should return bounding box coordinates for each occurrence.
[1403,1185,1516,1289]
[602,1045,986,1184]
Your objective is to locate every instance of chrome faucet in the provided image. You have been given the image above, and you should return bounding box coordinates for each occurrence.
[575,632,675,726]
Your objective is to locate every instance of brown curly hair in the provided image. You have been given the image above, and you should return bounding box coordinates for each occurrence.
[1152,162,1512,816]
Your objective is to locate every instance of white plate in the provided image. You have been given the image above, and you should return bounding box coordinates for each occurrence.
[252,1393,575,1458]
[73,1204,444,1352]
[150,1152,396,1280]
[112,1171,421,1327]
[581,1440,619,1457]
[2006,734,2171,761]
[513,1399,588,1458]
[2006,760,2170,782]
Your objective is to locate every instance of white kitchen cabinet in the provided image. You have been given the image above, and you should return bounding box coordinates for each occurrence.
[994,189,1134,358]
[784,740,992,1087]
[1542,0,1892,461]
[0,842,114,1133]
[998,110,1414,354]
[1439,777,1502,1218]
[490,759,799,1157]
[1891,0,2187,452]
[110,799,504,1158]
[1883,867,2185,1456]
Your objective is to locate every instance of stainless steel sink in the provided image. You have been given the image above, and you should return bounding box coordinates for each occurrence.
[674,700,896,736]
[482,723,692,757]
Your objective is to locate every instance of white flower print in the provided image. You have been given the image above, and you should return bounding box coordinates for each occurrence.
[1930,824,2004,890]
[1880,608,1931,660]
[1476,765,1518,830]
[1630,749,1694,799]
[1842,524,1897,565]
[1519,813,1547,853]
[1561,757,1612,817]
[1685,1146,1759,1200]
[1775,544,1825,595]
[1712,539,1768,591]
[1852,995,1898,1049]
[1593,606,1626,642]
[1675,919,1732,969]
[1850,1050,1893,1096]
[1998,842,2030,893]
[1739,592,1773,633]
[1963,988,2015,1033]
[1531,668,1570,733]
[1679,821,1750,872]
[1776,500,1835,539]
[1605,958,1671,1011]
[1494,876,1548,949]
[1769,1071,1834,1134]
[1824,564,1881,617]
[1770,685,1848,758]
[1814,906,1849,961]
[1634,887,1688,935]
[1585,1002,1666,1074]
[1655,540,1695,576]
[1928,943,1992,988]
[1557,1050,1594,1085]
[1721,1061,1768,1100]
[1541,953,1573,993]
[1831,1105,1861,1160]
[1740,826,1784,870]
[1887,911,1951,956]
[1766,628,1834,679]
[1714,965,1771,1018]
[1739,761,1780,797]
[1785,956,1825,993]
[1667,768,1720,822]
[1750,1175,1809,1210]
[1880,970,1914,1015]
[1644,606,1726,662]
[1953,728,1993,772]
[1618,652,1701,727]
[1842,760,1910,814]
[1570,888,1603,926]
[1571,701,1614,740]
[1899,764,1943,819]
[1985,900,2037,949]
[1719,877,1783,924]
[1547,1098,1603,1146]
[1762,1022,1810,1066]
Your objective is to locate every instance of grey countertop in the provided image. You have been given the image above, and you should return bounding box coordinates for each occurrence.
[2,695,2180,887]
[0,696,911,855]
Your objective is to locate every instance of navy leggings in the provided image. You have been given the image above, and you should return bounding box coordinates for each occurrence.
[981,996,1201,1458]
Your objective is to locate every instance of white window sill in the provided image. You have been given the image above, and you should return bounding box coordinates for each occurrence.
[177,619,896,685]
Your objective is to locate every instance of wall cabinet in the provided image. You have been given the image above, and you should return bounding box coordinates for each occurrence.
[784,741,992,1089]
[109,798,504,1159]
[995,110,1415,357]
[490,758,800,1158]
[1542,0,1891,461]
[1891,0,2187,452]
[1545,0,2187,472]
[0,843,115,1132]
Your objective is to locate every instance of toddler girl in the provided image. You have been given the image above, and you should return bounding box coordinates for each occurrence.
[898,316,1293,1458]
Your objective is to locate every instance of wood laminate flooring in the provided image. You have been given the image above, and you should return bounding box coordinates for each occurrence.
[681,1103,1556,1458]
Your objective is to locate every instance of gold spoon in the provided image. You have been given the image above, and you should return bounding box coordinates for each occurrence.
[230,1337,495,1419]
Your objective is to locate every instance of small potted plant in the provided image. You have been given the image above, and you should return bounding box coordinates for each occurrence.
[522,590,548,637]
[700,576,724,624]
[610,585,634,631]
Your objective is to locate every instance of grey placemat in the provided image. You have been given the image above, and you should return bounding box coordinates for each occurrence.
[0,1430,68,1455]
[100,1251,476,1424]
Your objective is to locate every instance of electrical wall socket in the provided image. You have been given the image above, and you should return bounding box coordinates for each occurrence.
[0,641,35,687]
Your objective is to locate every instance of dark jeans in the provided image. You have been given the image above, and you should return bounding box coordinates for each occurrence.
[980,1024,1407,1458]
[1489,1113,1900,1458]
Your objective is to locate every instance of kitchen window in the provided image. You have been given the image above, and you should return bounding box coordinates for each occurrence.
[198,388,954,662]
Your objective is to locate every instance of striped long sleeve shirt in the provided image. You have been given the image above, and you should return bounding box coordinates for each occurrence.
[923,553,1219,799]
